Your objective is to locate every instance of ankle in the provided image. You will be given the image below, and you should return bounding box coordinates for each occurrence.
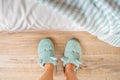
[65,63,75,73]
[45,63,54,71]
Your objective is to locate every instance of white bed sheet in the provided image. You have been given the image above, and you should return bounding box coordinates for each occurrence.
[0,0,84,32]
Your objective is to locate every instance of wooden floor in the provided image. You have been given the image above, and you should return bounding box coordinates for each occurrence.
[0,30,120,80]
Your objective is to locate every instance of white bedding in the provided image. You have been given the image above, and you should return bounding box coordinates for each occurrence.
[0,0,120,47]
[0,0,84,31]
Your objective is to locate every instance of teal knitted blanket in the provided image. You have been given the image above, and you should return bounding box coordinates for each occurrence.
[38,0,120,47]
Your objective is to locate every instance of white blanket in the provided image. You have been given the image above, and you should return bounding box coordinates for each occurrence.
[0,0,83,31]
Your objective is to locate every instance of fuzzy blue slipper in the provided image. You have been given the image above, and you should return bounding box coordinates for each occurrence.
[61,38,82,72]
[38,38,57,72]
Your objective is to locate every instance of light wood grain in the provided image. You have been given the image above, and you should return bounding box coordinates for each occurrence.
[0,30,120,80]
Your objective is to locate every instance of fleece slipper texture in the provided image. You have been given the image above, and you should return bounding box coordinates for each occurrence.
[61,38,82,73]
[38,38,57,72]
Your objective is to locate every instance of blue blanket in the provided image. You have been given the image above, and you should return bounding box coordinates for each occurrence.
[38,0,120,47]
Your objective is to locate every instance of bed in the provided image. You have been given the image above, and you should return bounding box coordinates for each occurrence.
[0,0,120,47]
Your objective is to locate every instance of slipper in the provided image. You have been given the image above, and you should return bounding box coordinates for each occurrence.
[38,38,57,72]
[61,38,82,73]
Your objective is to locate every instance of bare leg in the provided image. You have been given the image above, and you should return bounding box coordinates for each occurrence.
[39,63,54,80]
[65,63,78,80]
